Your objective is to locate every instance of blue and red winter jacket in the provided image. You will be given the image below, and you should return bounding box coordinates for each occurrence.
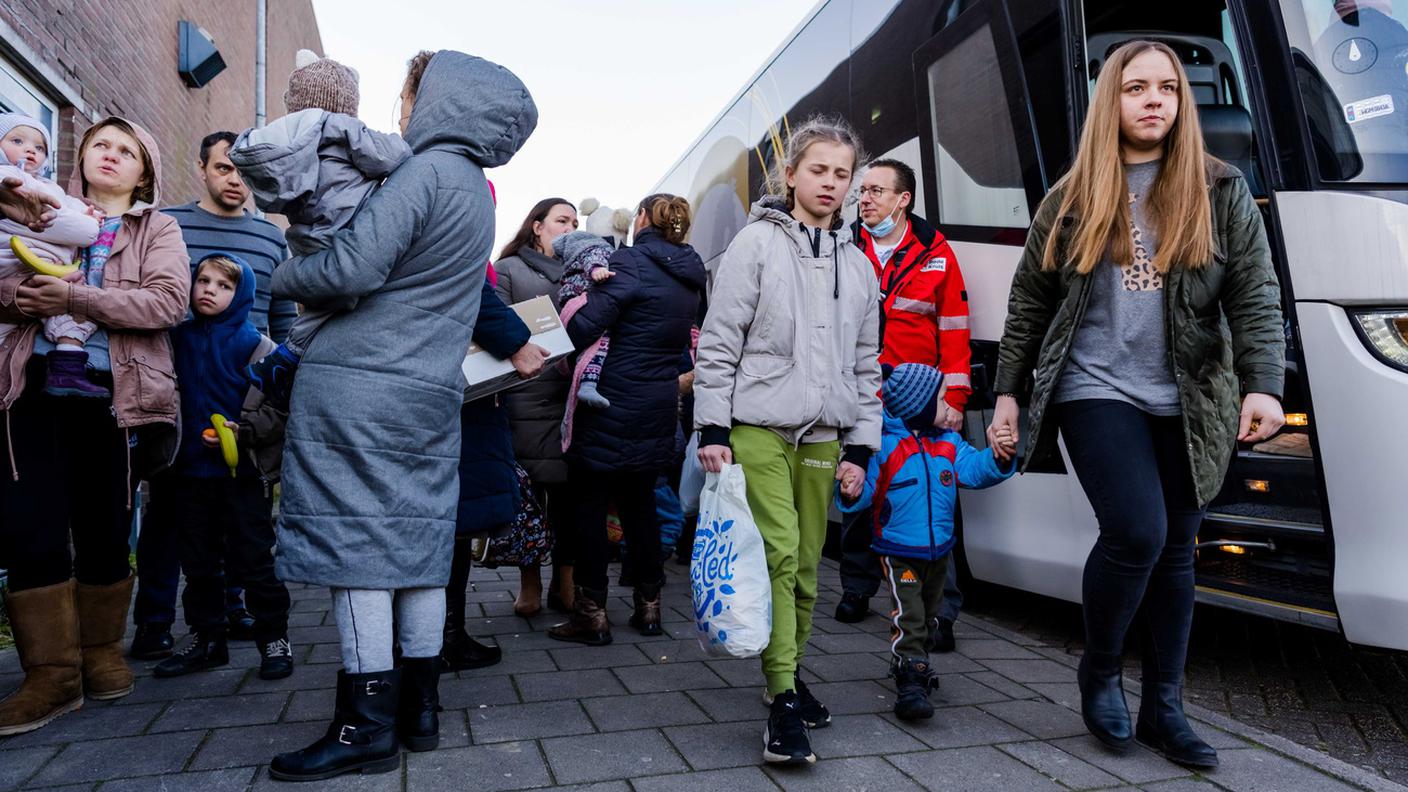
[836,410,1015,561]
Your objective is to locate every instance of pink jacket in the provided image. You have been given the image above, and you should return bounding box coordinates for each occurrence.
[0,116,189,429]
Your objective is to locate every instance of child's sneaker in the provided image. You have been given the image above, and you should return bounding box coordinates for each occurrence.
[762,691,817,765]
[42,349,110,398]
[892,657,939,721]
[246,343,300,411]
[153,628,230,678]
[763,673,831,729]
[259,635,295,680]
[577,379,610,408]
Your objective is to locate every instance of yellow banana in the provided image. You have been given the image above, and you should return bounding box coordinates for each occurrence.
[211,413,238,477]
[10,235,80,278]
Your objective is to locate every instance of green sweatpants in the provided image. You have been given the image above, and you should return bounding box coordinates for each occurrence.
[730,425,840,696]
[880,554,950,661]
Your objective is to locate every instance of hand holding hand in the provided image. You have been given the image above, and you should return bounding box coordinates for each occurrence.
[1237,392,1285,443]
[991,426,1016,464]
[836,460,865,501]
[986,394,1020,453]
[510,343,550,379]
[698,443,733,473]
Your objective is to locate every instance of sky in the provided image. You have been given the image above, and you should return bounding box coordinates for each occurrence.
[309,0,819,256]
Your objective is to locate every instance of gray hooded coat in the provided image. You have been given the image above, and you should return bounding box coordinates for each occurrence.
[229,109,412,257]
[270,52,538,589]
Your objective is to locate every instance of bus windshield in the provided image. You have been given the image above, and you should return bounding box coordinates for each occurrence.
[1282,0,1408,182]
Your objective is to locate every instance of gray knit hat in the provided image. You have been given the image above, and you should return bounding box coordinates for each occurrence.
[552,230,613,267]
[883,363,944,425]
[284,49,359,116]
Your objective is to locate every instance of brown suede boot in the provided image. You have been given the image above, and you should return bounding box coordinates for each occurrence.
[547,586,612,646]
[629,582,663,637]
[76,575,135,701]
[0,580,84,736]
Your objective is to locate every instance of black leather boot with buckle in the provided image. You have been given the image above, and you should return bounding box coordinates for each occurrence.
[268,669,401,781]
[397,657,442,752]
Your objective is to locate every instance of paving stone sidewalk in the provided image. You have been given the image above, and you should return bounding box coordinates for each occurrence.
[1,559,1401,792]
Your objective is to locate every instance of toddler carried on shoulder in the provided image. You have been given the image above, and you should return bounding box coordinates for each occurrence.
[0,113,106,398]
[228,50,412,410]
[554,229,616,416]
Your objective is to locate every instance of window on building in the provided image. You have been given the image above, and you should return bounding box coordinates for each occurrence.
[0,56,61,176]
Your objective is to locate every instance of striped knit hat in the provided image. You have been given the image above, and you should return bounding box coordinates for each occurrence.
[882,363,944,428]
[284,50,359,116]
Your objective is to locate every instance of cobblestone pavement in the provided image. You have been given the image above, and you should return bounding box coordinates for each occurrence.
[0,560,1400,792]
[957,580,1408,786]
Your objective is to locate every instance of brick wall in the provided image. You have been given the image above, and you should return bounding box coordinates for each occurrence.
[0,0,322,208]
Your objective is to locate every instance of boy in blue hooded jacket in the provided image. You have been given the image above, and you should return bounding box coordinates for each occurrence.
[837,363,1016,721]
[150,254,293,683]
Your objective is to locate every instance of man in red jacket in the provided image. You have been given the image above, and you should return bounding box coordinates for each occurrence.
[835,159,969,651]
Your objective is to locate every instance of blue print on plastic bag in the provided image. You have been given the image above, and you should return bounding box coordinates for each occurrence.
[691,517,741,646]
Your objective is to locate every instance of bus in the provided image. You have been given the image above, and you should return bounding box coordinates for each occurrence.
[652,0,1408,651]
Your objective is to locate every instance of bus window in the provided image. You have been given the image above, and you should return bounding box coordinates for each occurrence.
[920,10,1033,228]
[1280,0,1408,183]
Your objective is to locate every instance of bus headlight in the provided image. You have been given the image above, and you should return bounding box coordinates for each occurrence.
[1351,310,1408,373]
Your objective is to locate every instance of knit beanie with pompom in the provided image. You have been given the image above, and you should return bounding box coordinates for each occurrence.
[284,49,360,116]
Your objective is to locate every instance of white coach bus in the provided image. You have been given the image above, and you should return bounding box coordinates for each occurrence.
[654,0,1408,650]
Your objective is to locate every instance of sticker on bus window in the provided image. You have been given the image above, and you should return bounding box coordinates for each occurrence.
[1344,94,1394,124]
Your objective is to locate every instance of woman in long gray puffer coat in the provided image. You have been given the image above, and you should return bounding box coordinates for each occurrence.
[266,50,537,781]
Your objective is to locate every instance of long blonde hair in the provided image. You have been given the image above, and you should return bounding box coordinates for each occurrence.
[1041,40,1214,274]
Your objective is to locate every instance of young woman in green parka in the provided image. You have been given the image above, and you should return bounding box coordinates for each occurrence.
[987,41,1285,768]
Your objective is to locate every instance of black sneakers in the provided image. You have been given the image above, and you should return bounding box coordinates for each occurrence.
[793,675,832,729]
[129,622,174,660]
[893,657,940,721]
[153,629,229,678]
[259,636,295,680]
[763,691,816,765]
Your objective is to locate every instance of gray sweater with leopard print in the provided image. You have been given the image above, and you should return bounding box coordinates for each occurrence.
[1054,160,1180,416]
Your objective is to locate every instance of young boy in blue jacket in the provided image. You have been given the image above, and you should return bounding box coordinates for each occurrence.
[837,363,1016,721]
[151,254,293,682]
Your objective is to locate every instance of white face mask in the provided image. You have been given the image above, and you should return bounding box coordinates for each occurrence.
[864,202,904,238]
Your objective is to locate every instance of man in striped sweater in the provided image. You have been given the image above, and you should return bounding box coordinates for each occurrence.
[130,131,297,660]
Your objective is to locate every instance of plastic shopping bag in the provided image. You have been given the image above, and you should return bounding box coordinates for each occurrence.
[691,464,771,658]
[679,431,705,515]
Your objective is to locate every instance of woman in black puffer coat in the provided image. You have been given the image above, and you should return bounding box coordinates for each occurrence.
[548,194,705,645]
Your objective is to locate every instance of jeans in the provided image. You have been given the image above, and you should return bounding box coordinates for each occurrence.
[1056,399,1204,684]
[840,507,964,622]
[0,365,135,592]
[567,464,662,593]
[154,474,290,641]
[134,487,249,627]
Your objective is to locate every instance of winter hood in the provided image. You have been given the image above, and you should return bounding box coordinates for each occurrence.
[746,194,851,258]
[403,51,538,167]
[67,115,163,216]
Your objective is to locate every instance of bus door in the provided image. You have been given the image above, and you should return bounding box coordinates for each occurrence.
[911,0,1096,602]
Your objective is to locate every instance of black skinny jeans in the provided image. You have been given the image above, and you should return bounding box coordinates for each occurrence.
[567,464,661,594]
[0,363,136,591]
[149,473,290,640]
[1057,399,1205,687]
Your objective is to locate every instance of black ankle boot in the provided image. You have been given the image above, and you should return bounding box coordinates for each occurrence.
[1077,655,1133,751]
[892,658,938,721]
[153,628,229,678]
[398,657,442,752]
[1136,683,1218,768]
[268,669,401,781]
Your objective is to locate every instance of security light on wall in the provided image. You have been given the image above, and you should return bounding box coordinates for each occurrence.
[178,20,226,88]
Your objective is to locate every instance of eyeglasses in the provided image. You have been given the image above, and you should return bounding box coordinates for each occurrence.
[857,186,903,198]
